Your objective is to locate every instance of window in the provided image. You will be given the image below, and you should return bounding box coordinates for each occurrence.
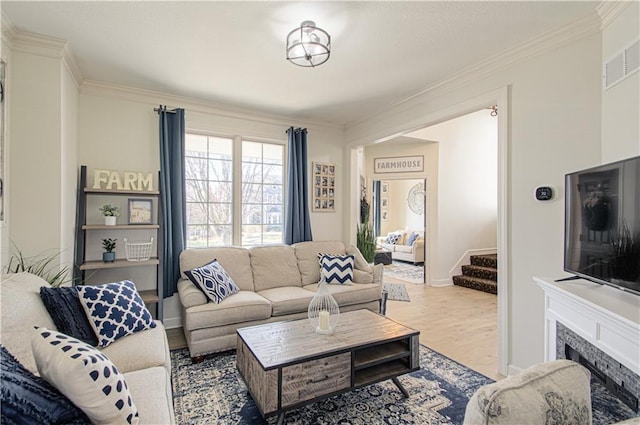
[185,134,285,248]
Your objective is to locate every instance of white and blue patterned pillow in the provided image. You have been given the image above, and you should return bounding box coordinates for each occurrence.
[406,232,419,246]
[185,260,240,304]
[77,280,156,348]
[31,327,139,425]
[319,254,355,285]
[385,232,402,245]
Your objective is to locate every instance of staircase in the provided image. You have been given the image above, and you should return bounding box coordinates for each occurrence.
[452,254,498,295]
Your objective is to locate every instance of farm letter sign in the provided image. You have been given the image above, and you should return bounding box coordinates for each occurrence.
[93,169,154,191]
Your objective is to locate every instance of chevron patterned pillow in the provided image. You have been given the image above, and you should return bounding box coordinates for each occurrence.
[319,254,355,285]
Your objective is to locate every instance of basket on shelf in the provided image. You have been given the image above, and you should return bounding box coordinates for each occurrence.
[124,237,153,262]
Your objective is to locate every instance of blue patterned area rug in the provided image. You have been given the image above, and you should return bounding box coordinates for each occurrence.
[170,345,637,424]
[171,344,491,424]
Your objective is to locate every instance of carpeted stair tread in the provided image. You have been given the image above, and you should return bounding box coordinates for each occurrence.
[452,275,497,295]
[461,264,497,282]
[470,254,497,269]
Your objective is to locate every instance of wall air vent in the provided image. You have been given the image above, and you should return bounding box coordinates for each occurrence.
[625,39,639,76]
[604,38,640,90]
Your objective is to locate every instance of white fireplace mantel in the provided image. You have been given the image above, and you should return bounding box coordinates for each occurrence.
[535,277,640,376]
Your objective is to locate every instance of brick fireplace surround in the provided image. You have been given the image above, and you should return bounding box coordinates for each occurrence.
[536,277,640,412]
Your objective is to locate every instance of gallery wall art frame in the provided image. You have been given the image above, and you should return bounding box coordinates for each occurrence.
[128,198,153,224]
[312,161,336,212]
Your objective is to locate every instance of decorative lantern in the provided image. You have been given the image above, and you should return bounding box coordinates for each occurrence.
[308,281,340,334]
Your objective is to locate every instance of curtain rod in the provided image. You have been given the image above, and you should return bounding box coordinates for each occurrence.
[285,127,307,134]
[154,105,177,114]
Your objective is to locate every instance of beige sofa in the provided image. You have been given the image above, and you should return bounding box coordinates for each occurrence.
[0,272,175,424]
[177,241,383,359]
[376,230,425,264]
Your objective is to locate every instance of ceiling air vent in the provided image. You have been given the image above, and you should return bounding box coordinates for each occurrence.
[604,38,640,90]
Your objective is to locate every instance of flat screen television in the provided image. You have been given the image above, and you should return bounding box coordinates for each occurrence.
[563,155,640,296]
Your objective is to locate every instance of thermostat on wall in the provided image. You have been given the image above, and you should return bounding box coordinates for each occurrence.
[535,186,554,201]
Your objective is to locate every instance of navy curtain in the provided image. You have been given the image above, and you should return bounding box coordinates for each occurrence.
[158,107,186,298]
[284,127,313,244]
[373,180,381,237]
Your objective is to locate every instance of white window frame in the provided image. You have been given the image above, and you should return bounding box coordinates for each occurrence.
[185,131,287,247]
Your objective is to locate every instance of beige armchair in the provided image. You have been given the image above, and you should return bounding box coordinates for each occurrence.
[463,360,592,425]
[376,230,424,264]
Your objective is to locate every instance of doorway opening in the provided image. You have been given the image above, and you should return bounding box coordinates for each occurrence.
[351,86,508,377]
[373,178,426,284]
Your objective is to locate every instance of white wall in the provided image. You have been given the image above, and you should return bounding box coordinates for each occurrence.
[377,178,424,235]
[347,25,603,371]
[61,61,79,268]
[601,1,640,162]
[409,109,497,285]
[0,35,11,270]
[6,41,79,272]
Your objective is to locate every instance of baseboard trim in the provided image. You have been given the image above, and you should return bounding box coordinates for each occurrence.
[430,279,453,287]
[507,363,523,377]
[163,317,182,330]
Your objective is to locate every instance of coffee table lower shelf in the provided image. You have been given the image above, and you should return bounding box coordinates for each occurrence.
[236,310,420,424]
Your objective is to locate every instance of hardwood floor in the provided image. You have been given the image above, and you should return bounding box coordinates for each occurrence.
[385,276,502,380]
[166,276,502,380]
[166,327,187,351]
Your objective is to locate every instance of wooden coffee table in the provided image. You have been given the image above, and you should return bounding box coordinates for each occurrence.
[236,309,420,424]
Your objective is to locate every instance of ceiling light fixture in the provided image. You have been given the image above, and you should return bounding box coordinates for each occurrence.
[286,21,331,68]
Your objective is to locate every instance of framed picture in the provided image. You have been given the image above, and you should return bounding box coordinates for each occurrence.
[382,210,389,221]
[312,161,335,212]
[128,198,153,224]
[381,197,389,208]
[382,182,389,193]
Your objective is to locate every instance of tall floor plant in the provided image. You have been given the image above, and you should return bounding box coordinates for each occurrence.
[357,202,376,263]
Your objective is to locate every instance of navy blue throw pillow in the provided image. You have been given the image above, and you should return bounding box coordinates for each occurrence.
[39,286,99,346]
[0,344,89,425]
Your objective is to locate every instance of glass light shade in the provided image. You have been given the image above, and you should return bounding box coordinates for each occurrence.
[286,21,331,67]
[308,281,340,334]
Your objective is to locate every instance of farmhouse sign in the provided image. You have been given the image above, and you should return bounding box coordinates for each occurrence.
[374,156,424,174]
[93,169,154,191]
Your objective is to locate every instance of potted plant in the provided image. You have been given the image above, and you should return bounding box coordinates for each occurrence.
[356,211,376,264]
[102,238,117,262]
[5,241,71,287]
[99,204,119,226]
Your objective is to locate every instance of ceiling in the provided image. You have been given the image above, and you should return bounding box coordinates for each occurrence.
[1,1,599,127]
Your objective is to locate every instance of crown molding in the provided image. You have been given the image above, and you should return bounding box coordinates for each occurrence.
[1,12,17,49]
[1,17,83,88]
[80,80,342,131]
[597,1,632,30]
[346,10,603,129]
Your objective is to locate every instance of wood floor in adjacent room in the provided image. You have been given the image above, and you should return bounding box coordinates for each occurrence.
[385,276,502,380]
[166,277,501,381]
